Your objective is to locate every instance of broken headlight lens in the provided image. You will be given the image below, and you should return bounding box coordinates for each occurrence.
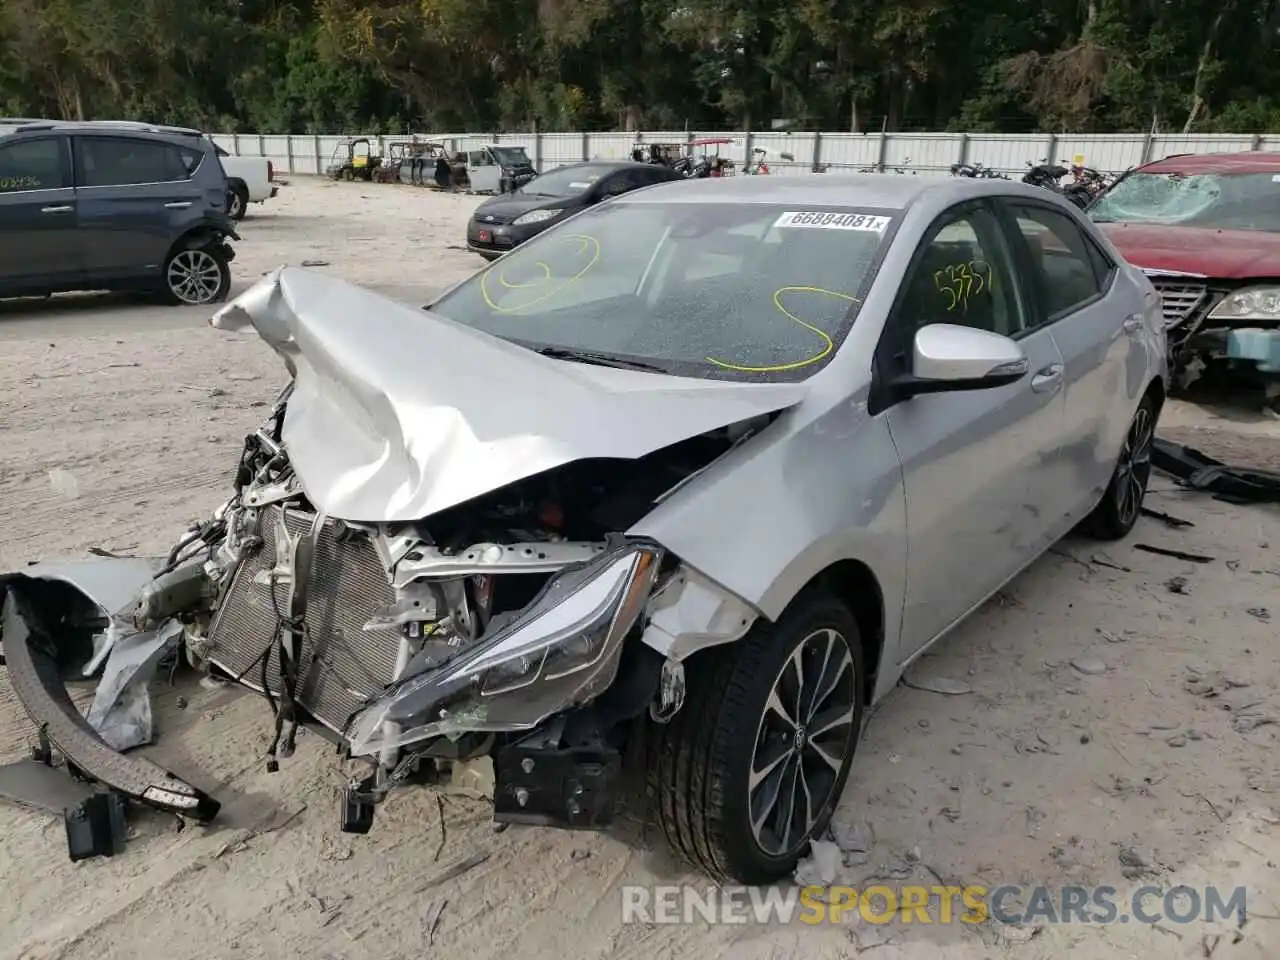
[344,542,661,756]
[1208,286,1280,321]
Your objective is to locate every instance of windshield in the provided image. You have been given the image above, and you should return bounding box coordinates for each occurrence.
[429,201,896,382]
[519,164,609,198]
[1090,172,1280,232]
[492,146,531,167]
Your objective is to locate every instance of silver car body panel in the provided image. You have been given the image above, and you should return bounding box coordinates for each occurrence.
[627,176,1166,698]
[211,268,807,524]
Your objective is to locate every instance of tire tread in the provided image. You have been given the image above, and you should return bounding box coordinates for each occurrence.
[649,589,861,883]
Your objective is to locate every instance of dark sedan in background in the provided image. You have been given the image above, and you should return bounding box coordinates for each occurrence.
[466,159,685,260]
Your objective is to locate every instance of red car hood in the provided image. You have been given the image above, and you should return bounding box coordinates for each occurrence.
[1099,222,1280,279]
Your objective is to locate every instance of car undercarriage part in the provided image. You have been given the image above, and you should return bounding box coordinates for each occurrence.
[1,586,220,822]
[1152,437,1280,504]
[65,791,129,862]
[492,742,622,829]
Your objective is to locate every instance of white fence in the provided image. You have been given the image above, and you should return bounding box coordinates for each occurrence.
[214,129,1280,178]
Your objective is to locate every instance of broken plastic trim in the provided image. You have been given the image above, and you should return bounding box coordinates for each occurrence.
[1152,438,1280,505]
[1,587,219,822]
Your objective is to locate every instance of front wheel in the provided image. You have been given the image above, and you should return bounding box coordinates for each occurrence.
[161,244,231,306]
[1082,393,1157,540]
[649,589,864,884]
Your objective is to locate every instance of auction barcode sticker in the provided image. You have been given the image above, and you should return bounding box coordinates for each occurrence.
[774,211,891,231]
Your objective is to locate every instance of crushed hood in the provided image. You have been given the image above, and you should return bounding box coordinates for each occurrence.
[1099,222,1280,279]
[211,268,806,523]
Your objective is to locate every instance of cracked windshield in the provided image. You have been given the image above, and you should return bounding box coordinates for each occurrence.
[1090,171,1280,231]
[430,202,895,380]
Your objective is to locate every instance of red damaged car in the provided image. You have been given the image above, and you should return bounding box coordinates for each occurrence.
[1088,151,1280,406]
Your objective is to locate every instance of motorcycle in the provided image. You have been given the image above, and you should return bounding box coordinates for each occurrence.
[950,162,1010,179]
[1021,159,1113,210]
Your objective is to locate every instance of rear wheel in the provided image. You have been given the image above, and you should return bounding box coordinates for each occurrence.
[226,181,249,221]
[649,590,863,884]
[161,245,231,306]
[1082,393,1157,540]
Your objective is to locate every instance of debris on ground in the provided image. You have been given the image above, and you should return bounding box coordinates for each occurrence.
[1152,437,1280,504]
[901,672,973,695]
[829,818,873,855]
[1071,656,1108,676]
[794,839,842,886]
[1141,507,1195,528]
[1183,670,1250,698]
[1117,845,1151,879]
[1135,543,1216,563]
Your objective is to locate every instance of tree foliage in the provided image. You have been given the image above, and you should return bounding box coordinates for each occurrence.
[1,0,1277,133]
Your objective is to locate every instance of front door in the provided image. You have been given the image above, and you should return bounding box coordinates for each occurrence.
[0,135,80,289]
[72,134,205,280]
[998,199,1147,528]
[468,150,501,193]
[876,201,1068,659]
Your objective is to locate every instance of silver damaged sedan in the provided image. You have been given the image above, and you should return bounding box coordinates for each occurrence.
[0,174,1166,883]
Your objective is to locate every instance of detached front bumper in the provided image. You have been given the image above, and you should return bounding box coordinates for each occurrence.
[0,580,219,822]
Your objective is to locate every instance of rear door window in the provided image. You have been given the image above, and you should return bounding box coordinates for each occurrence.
[0,137,70,192]
[75,136,194,187]
[1009,204,1113,320]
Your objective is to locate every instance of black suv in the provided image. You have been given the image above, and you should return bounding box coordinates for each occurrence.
[0,120,238,305]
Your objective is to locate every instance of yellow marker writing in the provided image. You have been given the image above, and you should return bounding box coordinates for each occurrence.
[480,234,600,313]
[706,286,857,374]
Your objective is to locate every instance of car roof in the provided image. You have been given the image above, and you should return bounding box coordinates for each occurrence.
[622,172,1032,208]
[560,159,676,173]
[0,119,206,140]
[1138,151,1280,175]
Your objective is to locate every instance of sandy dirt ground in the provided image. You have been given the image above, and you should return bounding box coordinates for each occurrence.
[1,178,1278,960]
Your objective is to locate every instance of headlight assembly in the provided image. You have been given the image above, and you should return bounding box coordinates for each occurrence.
[1208,286,1280,321]
[513,208,562,226]
[344,542,661,756]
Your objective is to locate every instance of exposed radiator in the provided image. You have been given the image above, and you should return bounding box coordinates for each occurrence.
[206,505,400,734]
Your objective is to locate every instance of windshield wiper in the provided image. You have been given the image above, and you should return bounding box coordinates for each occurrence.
[533,346,667,373]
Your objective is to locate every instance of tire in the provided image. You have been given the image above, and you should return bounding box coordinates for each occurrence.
[341,168,354,182]
[649,589,864,884]
[1081,393,1157,540]
[161,243,232,306]
[226,181,248,221]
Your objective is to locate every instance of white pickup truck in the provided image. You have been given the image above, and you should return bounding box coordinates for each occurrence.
[213,143,280,220]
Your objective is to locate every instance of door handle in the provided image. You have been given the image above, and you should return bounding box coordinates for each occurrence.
[1030,363,1064,393]
[1122,313,1143,333]
[40,205,72,214]
[163,201,193,209]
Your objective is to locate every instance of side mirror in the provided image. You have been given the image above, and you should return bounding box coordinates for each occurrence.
[894,323,1028,399]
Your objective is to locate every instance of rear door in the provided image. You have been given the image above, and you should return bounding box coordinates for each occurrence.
[996,199,1143,525]
[72,134,205,280]
[0,135,80,287]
